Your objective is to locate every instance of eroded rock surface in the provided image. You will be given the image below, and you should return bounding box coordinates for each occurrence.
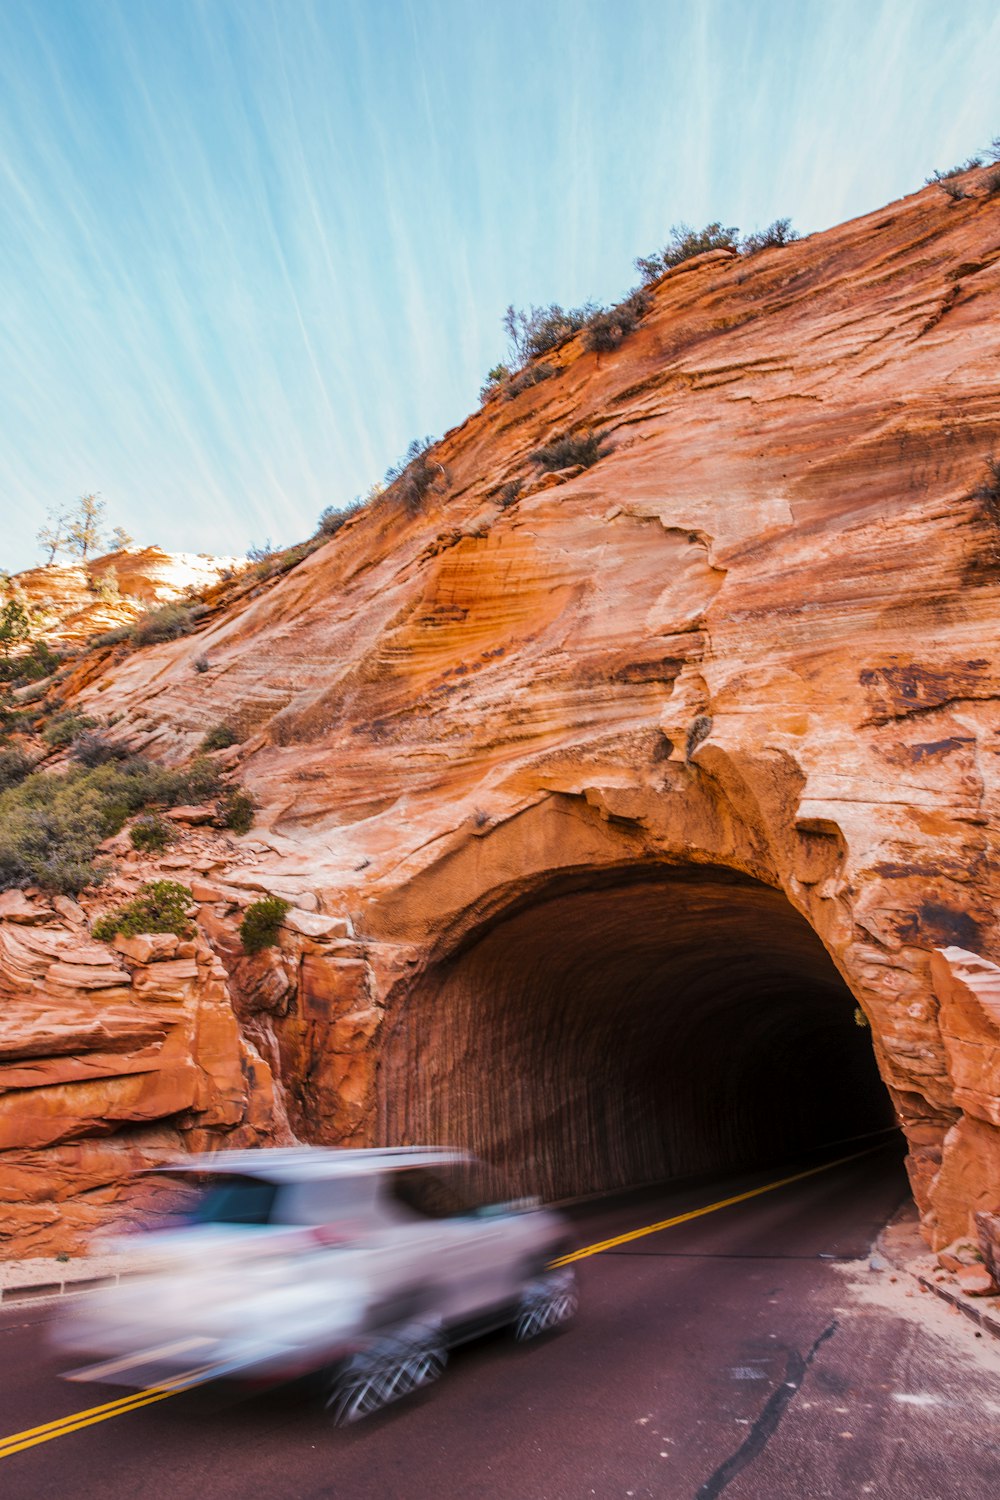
[13,546,242,645]
[4,175,1000,1251]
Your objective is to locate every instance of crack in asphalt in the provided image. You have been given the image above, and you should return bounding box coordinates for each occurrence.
[693,1319,839,1499]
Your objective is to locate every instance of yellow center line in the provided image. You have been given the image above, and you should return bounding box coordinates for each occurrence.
[0,1388,178,1459]
[551,1144,883,1265]
[0,1144,884,1461]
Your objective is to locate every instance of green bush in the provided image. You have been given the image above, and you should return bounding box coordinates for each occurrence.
[741,219,799,256]
[496,479,523,509]
[635,222,739,284]
[384,438,445,514]
[239,895,289,954]
[91,624,131,648]
[201,723,239,752]
[504,304,595,361]
[582,290,650,354]
[178,756,224,803]
[42,711,97,748]
[0,755,223,894]
[479,364,511,402]
[92,881,194,942]
[530,431,610,473]
[317,497,366,539]
[71,730,129,767]
[129,602,205,647]
[504,365,554,400]
[0,639,62,685]
[221,787,254,834]
[926,157,982,183]
[0,746,32,793]
[129,814,173,853]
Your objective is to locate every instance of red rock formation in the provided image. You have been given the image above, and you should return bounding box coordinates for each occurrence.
[12,546,242,645]
[0,890,282,1254]
[3,171,1000,1251]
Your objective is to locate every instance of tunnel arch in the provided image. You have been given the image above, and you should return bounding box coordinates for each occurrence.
[378,863,895,1202]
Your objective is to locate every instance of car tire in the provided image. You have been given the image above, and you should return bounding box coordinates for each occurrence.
[325,1323,447,1426]
[512,1266,578,1341]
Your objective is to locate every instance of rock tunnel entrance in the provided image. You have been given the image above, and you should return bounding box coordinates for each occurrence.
[381,867,896,1202]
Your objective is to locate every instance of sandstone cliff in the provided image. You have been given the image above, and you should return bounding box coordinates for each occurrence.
[3,169,1000,1252]
[12,546,243,645]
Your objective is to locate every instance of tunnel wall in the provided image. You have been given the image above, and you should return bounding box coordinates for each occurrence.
[379,867,893,1202]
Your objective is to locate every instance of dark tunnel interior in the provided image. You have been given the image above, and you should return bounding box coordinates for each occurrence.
[381,868,896,1201]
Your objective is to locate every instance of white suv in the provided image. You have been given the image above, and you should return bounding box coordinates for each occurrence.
[54,1147,578,1423]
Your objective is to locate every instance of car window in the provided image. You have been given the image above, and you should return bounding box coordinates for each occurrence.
[276,1177,376,1225]
[387,1166,497,1220]
[190,1175,278,1226]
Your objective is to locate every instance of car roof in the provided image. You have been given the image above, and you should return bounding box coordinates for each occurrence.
[161,1146,475,1184]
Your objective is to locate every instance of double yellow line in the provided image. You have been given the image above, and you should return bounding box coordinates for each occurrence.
[0,1385,177,1461]
[0,1145,881,1462]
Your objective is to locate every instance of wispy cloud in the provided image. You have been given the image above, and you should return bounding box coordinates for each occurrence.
[1,0,997,569]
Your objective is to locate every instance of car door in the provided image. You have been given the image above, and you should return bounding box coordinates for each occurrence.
[384,1167,515,1327]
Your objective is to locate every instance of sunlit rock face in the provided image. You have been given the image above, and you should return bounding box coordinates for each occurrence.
[0,892,284,1255]
[13,546,243,644]
[4,175,1000,1252]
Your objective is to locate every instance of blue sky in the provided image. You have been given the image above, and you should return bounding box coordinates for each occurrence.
[1,0,997,572]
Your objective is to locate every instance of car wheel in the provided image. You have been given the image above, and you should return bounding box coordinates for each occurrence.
[325,1324,447,1426]
[513,1266,578,1341]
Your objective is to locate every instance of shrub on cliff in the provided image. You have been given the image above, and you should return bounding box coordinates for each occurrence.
[239,895,290,954]
[90,623,131,648]
[220,787,254,834]
[42,711,97,749]
[130,602,206,647]
[0,746,32,793]
[92,881,194,942]
[635,222,739,284]
[0,638,62,686]
[926,157,982,184]
[71,730,130,767]
[530,430,610,473]
[317,496,365,538]
[129,814,173,853]
[504,364,554,400]
[201,723,239,753]
[384,438,448,514]
[0,756,222,894]
[503,304,595,363]
[479,364,511,402]
[740,219,800,256]
[582,291,650,354]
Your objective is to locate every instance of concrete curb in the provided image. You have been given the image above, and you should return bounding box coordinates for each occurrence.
[876,1206,1000,1343]
[911,1271,1000,1340]
[0,1276,120,1306]
[0,1270,125,1307]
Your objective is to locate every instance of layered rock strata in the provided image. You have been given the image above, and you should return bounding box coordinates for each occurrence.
[3,171,1000,1250]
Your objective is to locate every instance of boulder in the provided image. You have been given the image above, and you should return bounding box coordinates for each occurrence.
[281,909,349,940]
[113,933,180,963]
[955,1265,999,1297]
[164,805,217,826]
[0,891,48,925]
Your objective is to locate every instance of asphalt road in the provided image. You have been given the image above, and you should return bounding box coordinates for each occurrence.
[2,1142,999,1500]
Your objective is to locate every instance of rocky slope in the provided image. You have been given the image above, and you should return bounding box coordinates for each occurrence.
[3,167,1000,1254]
[12,546,243,644]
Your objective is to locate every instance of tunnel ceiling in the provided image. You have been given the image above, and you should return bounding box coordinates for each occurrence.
[382,867,893,1201]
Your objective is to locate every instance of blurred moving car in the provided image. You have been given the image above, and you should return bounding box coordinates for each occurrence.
[53,1146,578,1423]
